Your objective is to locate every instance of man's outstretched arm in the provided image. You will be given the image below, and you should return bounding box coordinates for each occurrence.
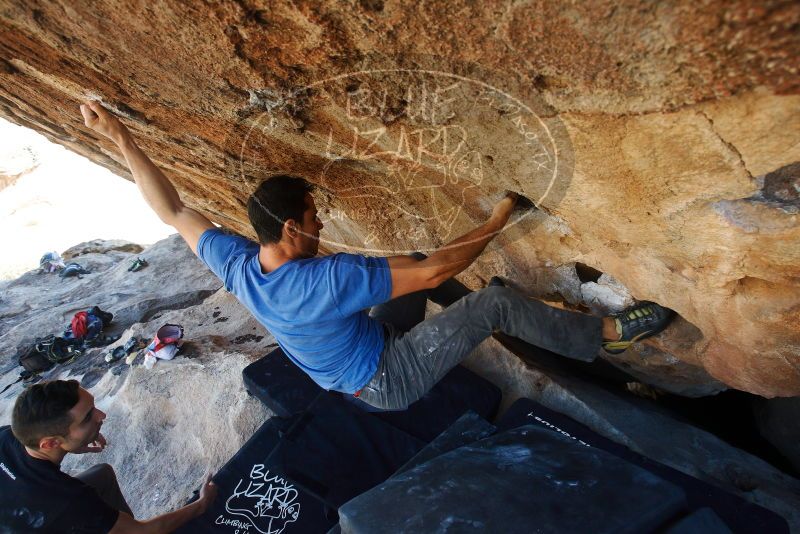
[387,193,518,299]
[108,475,217,534]
[80,101,214,254]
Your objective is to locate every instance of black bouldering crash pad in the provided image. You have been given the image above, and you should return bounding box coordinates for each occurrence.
[242,347,501,442]
[665,508,733,534]
[177,393,424,533]
[267,393,424,507]
[242,348,319,418]
[495,398,789,534]
[338,425,688,533]
[175,417,334,534]
[394,410,496,475]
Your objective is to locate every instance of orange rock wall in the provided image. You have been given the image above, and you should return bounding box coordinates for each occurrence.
[1,1,798,396]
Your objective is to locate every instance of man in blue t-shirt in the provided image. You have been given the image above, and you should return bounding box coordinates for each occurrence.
[81,102,674,410]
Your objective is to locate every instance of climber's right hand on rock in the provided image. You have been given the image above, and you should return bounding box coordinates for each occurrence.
[80,101,129,145]
[489,190,519,228]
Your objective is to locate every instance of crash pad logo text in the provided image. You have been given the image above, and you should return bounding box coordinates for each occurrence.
[221,464,300,534]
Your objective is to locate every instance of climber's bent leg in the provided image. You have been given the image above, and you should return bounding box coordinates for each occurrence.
[358,286,603,409]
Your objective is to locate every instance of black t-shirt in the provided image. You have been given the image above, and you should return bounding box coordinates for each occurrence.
[0,426,119,533]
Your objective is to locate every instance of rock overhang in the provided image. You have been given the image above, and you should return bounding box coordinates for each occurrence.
[0,1,798,396]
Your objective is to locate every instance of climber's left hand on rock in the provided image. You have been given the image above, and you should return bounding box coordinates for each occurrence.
[81,101,130,145]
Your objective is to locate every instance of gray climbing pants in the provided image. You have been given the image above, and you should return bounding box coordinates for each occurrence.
[358,283,603,410]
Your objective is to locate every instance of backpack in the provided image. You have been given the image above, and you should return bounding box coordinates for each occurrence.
[35,336,78,365]
[0,337,82,395]
[88,306,113,327]
[71,311,88,339]
[59,263,90,279]
[84,314,104,342]
[18,345,56,375]
[13,337,78,378]
[65,307,113,342]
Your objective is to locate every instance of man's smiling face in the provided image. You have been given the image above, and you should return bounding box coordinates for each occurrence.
[62,387,106,451]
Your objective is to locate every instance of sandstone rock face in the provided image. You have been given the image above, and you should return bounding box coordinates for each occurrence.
[0,2,798,396]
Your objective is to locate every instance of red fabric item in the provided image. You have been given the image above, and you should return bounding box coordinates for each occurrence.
[71,311,88,339]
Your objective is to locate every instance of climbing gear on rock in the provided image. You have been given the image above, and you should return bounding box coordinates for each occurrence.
[105,336,143,363]
[1,335,85,394]
[602,301,676,355]
[110,336,145,364]
[89,306,114,327]
[64,306,116,348]
[104,345,127,363]
[125,351,140,365]
[70,311,89,339]
[28,336,81,369]
[0,306,110,392]
[123,336,142,353]
[142,324,185,368]
[151,324,184,353]
[39,251,65,273]
[59,262,91,279]
[128,257,148,272]
[40,336,81,363]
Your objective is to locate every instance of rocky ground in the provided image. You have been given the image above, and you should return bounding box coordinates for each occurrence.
[0,235,799,527]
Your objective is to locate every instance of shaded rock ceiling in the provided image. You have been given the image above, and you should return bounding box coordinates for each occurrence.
[1,1,798,396]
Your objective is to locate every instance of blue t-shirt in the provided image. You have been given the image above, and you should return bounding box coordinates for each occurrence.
[197,229,392,393]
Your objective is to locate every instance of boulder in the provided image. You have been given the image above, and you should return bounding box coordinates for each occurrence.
[0,2,797,396]
[61,239,144,260]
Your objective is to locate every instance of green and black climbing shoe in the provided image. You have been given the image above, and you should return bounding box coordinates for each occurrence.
[602,301,675,355]
[128,257,148,272]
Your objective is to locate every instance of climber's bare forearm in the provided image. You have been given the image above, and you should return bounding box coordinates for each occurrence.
[388,203,513,299]
[418,192,517,286]
[81,100,213,253]
[114,132,213,254]
[115,132,184,223]
[424,217,506,283]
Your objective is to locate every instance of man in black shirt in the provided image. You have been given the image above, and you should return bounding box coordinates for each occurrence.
[0,379,217,533]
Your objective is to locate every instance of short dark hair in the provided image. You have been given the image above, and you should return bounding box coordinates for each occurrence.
[247,175,314,245]
[11,380,80,448]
